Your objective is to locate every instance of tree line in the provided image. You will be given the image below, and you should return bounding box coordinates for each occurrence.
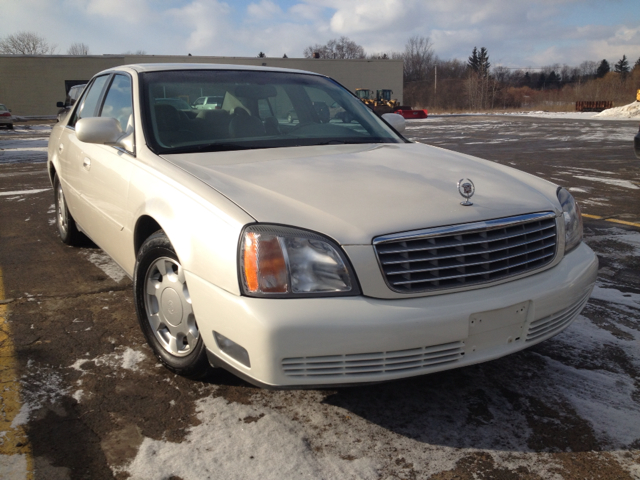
[3,30,638,111]
[304,36,640,111]
[0,31,145,56]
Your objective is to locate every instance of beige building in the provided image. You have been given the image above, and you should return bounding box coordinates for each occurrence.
[0,54,403,116]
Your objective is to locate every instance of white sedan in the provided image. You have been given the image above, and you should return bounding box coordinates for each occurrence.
[47,64,598,388]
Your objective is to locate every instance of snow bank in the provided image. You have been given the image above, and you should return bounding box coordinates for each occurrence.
[594,101,640,119]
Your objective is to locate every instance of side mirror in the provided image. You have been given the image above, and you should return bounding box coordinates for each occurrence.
[57,101,64,108]
[381,113,406,134]
[76,117,134,152]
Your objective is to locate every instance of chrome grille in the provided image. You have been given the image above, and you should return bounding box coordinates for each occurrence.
[374,213,557,294]
[282,341,464,378]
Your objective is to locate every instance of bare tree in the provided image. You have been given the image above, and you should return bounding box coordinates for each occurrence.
[303,37,365,59]
[402,35,435,83]
[578,60,598,79]
[0,31,57,55]
[67,42,90,55]
[122,50,147,55]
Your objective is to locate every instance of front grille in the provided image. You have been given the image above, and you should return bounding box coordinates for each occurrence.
[374,213,557,294]
[282,341,464,378]
[526,290,591,342]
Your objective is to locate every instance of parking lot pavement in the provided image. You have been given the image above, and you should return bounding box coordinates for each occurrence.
[0,116,639,479]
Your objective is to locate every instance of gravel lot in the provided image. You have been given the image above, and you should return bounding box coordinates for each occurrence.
[0,115,639,479]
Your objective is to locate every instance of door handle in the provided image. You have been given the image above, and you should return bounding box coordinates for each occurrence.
[83,157,91,170]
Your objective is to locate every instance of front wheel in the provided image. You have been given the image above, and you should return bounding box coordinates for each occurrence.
[134,231,209,379]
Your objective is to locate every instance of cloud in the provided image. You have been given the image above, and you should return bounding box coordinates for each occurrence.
[247,0,283,20]
[2,0,639,65]
[166,1,233,54]
[73,0,153,23]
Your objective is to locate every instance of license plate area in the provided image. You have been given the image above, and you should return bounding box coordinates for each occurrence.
[466,301,530,353]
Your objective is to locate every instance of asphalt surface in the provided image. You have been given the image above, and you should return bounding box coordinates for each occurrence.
[0,116,639,479]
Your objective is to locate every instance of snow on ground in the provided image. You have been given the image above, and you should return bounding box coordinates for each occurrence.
[595,101,640,119]
[422,102,640,121]
[541,308,640,447]
[77,249,128,283]
[0,188,51,197]
[573,175,639,190]
[123,396,380,480]
[72,347,147,375]
[0,125,52,164]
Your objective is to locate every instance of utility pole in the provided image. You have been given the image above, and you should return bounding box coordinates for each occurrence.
[434,65,437,108]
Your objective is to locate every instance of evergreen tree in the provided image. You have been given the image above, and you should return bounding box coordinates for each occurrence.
[468,47,490,76]
[537,73,547,89]
[596,59,610,78]
[614,55,630,75]
[478,47,490,76]
[547,71,560,88]
[467,47,479,71]
[635,56,640,69]
[258,52,266,58]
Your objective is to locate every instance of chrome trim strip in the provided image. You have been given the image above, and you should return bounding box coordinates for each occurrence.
[391,251,555,285]
[381,234,556,265]
[373,212,557,245]
[386,246,555,275]
[377,224,555,255]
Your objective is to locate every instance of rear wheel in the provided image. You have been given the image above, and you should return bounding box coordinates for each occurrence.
[7,124,13,130]
[134,231,209,379]
[54,174,82,245]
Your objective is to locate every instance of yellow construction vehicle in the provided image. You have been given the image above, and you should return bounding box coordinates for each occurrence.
[373,89,400,114]
[355,88,375,108]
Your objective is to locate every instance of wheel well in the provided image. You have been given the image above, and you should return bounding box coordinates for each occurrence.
[134,216,163,255]
[49,163,57,185]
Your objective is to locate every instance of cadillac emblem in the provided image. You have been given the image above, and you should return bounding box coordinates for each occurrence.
[457,178,475,206]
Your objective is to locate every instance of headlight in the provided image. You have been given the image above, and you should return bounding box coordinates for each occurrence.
[239,224,360,297]
[557,187,583,253]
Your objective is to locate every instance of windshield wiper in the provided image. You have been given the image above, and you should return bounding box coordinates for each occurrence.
[167,143,256,154]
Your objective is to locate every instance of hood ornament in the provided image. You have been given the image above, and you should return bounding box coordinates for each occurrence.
[457,178,475,206]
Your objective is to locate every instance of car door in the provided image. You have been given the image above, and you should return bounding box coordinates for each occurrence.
[61,73,136,269]
[57,74,111,230]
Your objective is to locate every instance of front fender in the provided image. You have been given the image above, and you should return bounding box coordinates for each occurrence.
[128,153,254,296]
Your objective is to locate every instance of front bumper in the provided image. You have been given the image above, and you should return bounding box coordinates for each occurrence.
[187,241,598,388]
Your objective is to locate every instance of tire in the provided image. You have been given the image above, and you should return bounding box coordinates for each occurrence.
[54,174,82,246]
[134,231,209,379]
[7,124,13,130]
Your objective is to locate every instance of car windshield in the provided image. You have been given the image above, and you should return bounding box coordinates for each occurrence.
[140,69,405,154]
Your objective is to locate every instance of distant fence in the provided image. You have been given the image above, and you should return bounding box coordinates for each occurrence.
[575,101,613,112]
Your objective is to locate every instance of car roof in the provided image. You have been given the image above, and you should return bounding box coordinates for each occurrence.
[96,63,321,77]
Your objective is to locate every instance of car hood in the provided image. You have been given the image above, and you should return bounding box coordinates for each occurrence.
[162,143,561,245]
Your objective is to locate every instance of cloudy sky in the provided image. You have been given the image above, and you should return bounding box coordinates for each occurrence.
[3,0,640,67]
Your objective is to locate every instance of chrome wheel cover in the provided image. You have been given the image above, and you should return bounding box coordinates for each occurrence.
[143,256,199,357]
[57,181,68,236]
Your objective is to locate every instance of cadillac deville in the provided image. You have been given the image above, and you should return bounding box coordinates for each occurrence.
[47,64,598,387]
